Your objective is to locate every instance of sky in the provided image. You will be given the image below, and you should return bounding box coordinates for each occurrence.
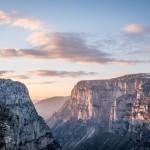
[0,0,150,101]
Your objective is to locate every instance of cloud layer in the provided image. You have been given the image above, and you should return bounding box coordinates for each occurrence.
[0,12,149,65]
[0,69,97,80]
[0,31,148,64]
[29,70,97,77]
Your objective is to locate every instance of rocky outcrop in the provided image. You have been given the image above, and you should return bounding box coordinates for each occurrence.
[48,73,150,149]
[0,79,61,150]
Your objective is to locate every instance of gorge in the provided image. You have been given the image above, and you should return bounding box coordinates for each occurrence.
[48,73,150,150]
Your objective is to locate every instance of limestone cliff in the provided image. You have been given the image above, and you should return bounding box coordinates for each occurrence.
[48,73,150,149]
[0,79,61,150]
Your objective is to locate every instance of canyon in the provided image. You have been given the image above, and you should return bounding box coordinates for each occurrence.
[48,73,150,150]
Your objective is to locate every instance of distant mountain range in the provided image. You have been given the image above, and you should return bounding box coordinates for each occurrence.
[35,96,69,120]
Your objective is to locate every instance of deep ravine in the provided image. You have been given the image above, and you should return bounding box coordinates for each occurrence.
[48,73,150,150]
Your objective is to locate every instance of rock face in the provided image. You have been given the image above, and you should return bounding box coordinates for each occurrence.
[48,73,150,150]
[0,79,61,150]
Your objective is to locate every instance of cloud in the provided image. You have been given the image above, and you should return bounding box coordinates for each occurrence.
[0,32,148,64]
[0,48,48,58]
[0,31,149,64]
[13,18,44,30]
[0,11,11,24]
[10,75,29,80]
[1,31,115,64]
[27,32,140,64]
[0,10,45,30]
[0,70,29,80]
[0,69,97,80]
[29,70,97,78]
[123,24,150,34]
[27,32,112,64]
[0,70,14,76]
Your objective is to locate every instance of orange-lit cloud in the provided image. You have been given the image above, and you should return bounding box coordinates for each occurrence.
[0,10,45,30]
[13,18,44,30]
[123,24,150,34]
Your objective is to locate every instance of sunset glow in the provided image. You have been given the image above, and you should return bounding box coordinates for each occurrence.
[0,0,150,100]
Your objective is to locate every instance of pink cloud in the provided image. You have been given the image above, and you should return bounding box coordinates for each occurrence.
[0,10,45,30]
[0,32,148,65]
[0,11,11,24]
[123,24,150,34]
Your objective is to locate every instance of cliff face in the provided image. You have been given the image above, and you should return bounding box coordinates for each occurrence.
[48,73,150,149]
[0,79,61,150]
[70,74,150,128]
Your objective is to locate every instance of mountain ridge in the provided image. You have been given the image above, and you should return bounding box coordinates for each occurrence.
[35,96,69,120]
